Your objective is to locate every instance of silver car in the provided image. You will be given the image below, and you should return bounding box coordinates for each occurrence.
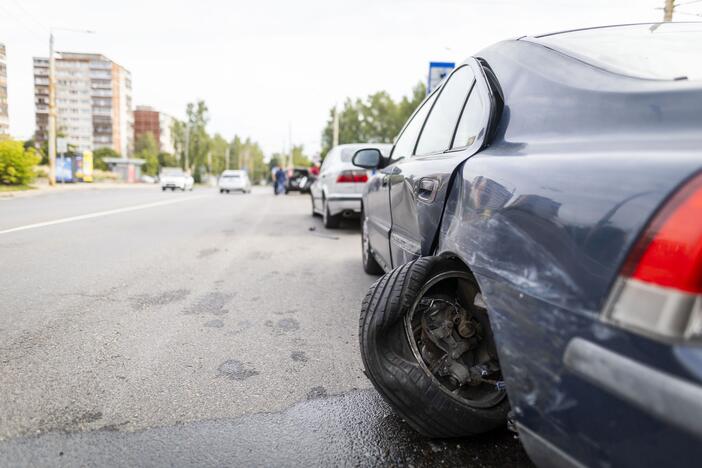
[160,168,194,191]
[310,143,392,228]
[218,170,251,194]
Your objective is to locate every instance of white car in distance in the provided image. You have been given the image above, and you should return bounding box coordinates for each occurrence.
[218,170,252,194]
[160,168,194,191]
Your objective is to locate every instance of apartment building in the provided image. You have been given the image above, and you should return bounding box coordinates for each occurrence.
[134,105,176,154]
[0,43,8,135]
[33,52,133,156]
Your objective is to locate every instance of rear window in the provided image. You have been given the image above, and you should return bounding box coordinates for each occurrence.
[339,145,391,162]
[340,148,357,162]
[161,168,184,176]
[534,22,702,81]
[223,174,241,179]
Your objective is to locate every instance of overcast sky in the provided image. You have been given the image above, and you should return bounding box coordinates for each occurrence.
[0,0,690,155]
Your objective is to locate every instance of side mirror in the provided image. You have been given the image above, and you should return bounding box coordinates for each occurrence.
[352,148,382,169]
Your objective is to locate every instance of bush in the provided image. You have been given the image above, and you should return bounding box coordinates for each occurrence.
[34,165,49,178]
[92,169,120,182]
[0,140,41,185]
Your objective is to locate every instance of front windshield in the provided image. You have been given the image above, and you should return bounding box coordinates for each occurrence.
[161,168,184,176]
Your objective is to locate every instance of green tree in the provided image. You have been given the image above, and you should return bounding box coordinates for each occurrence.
[185,100,211,182]
[320,81,426,157]
[135,132,159,176]
[92,147,120,171]
[209,133,230,174]
[158,151,178,169]
[268,154,281,170]
[0,140,41,185]
[231,136,267,183]
[171,119,186,169]
[291,145,311,168]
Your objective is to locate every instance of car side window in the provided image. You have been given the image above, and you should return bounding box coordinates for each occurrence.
[391,91,438,160]
[415,65,475,156]
[451,82,486,150]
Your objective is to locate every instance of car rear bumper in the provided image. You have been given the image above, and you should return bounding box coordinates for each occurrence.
[327,194,362,216]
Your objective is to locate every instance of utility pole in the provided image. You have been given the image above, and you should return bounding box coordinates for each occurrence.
[664,0,675,21]
[288,121,293,169]
[184,123,190,172]
[48,32,56,186]
[332,105,339,148]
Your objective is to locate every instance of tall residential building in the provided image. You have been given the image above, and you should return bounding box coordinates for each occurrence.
[134,105,176,154]
[33,52,133,156]
[0,43,9,135]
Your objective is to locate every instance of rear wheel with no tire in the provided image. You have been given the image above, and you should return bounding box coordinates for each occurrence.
[359,256,509,438]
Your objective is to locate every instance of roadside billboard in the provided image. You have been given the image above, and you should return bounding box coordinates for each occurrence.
[56,156,74,183]
[427,62,455,94]
[77,151,94,182]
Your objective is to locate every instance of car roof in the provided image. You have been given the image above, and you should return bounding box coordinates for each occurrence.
[522,22,702,81]
[334,143,393,150]
[222,170,245,174]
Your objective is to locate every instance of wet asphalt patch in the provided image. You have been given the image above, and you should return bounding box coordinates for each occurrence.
[129,289,190,311]
[184,292,233,316]
[264,318,300,334]
[0,389,533,467]
[216,360,259,381]
[196,248,220,259]
[203,319,224,328]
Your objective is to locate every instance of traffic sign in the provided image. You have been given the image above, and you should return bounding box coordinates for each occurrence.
[57,137,68,154]
[427,62,455,94]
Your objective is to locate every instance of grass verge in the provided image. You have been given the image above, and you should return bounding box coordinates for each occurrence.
[0,184,36,193]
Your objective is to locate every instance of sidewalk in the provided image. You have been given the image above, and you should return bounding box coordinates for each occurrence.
[0,180,152,200]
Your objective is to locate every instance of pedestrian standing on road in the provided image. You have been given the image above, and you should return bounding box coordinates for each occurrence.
[275,166,287,195]
[271,166,278,194]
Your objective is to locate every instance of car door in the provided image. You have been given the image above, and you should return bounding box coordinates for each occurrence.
[387,59,496,267]
[365,91,440,270]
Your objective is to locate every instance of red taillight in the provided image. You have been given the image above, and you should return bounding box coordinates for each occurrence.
[336,170,368,183]
[627,172,702,293]
[606,172,702,342]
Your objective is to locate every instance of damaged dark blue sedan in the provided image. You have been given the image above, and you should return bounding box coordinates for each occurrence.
[354,23,702,468]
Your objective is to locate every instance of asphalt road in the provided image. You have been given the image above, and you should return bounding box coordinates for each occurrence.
[0,185,532,467]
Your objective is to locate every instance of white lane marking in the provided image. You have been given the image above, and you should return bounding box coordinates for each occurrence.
[0,195,209,235]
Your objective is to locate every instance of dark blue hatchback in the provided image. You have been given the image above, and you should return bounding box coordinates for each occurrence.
[355,23,702,468]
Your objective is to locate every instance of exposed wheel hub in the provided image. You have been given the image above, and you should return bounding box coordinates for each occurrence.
[407,275,505,407]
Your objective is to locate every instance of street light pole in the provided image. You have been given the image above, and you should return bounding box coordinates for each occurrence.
[332,105,339,148]
[663,0,675,21]
[184,123,190,172]
[48,32,56,186]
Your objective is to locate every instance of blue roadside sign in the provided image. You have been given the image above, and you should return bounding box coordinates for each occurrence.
[427,61,455,95]
[56,155,74,183]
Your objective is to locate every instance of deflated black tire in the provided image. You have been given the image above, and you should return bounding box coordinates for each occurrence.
[359,256,509,438]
